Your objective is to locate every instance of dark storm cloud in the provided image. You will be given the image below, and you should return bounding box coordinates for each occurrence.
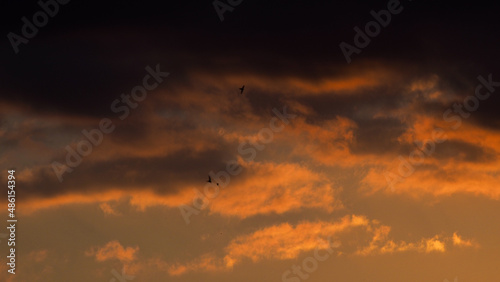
[0,38,169,117]
[412,73,500,132]
[432,140,498,163]
[349,117,408,155]
[468,92,500,130]
[17,147,233,199]
[1,0,499,119]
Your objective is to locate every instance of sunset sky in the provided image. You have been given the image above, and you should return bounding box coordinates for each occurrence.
[1,0,500,281]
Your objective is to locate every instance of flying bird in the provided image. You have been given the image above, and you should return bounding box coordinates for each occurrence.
[239,85,245,94]
[207,175,219,186]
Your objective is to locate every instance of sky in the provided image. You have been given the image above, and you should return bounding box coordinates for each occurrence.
[0,0,500,281]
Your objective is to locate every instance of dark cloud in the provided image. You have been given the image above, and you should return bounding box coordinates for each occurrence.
[2,0,500,203]
[433,140,498,163]
[1,0,499,119]
[16,147,232,200]
[349,117,407,155]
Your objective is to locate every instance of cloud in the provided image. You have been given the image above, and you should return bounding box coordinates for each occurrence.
[26,249,49,262]
[85,240,139,263]
[207,160,342,218]
[452,232,478,248]
[3,52,500,216]
[17,157,342,220]
[358,231,478,256]
[166,254,227,276]
[165,215,477,276]
[1,1,499,281]
[164,215,363,275]
[99,202,121,216]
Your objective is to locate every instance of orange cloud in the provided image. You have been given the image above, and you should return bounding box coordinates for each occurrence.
[206,160,342,218]
[287,116,363,167]
[191,63,396,97]
[26,249,48,262]
[167,215,477,276]
[358,232,477,256]
[361,108,500,199]
[166,215,365,275]
[17,159,340,220]
[164,215,365,275]
[363,163,500,199]
[86,240,139,263]
[452,232,478,248]
[99,202,121,216]
[166,253,226,276]
[18,188,194,215]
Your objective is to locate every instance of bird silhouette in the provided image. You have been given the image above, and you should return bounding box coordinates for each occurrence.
[239,85,245,94]
[207,175,219,186]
